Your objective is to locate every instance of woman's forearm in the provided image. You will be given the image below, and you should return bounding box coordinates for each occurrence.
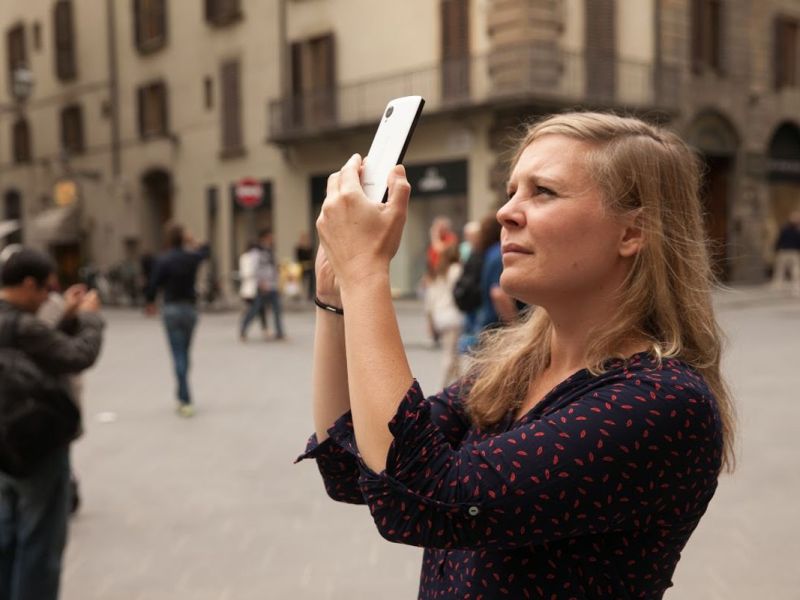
[312,309,350,442]
[341,272,414,473]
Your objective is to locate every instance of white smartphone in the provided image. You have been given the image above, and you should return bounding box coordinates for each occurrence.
[361,95,425,203]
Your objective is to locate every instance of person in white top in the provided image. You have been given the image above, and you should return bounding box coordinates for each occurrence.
[238,243,266,340]
[424,244,464,386]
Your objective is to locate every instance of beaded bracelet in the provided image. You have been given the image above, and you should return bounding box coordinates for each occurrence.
[314,296,344,315]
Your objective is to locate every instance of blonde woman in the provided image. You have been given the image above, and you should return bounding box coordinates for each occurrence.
[299,112,734,598]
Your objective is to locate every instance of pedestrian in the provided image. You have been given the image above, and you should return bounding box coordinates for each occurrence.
[459,220,480,263]
[771,210,800,296]
[240,229,285,341]
[238,242,267,340]
[423,244,463,387]
[0,247,104,600]
[423,216,458,347]
[145,222,209,417]
[300,112,735,598]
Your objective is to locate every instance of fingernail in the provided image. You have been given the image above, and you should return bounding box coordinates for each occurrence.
[349,153,360,163]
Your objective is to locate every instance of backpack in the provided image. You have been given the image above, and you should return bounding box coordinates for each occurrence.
[0,312,81,477]
[452,251,484,313]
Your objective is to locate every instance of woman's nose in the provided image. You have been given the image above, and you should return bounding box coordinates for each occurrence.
[496,197,522,229]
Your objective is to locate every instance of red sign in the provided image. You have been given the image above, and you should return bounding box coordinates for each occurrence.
[235,178,263,208]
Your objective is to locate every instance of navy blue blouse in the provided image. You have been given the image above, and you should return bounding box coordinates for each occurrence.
[298,353,723,599]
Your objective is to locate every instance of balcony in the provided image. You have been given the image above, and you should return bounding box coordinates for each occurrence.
[267,44,680,144]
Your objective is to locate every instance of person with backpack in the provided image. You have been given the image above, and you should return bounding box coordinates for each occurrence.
[0,247,104,600]
[454,213,518,353]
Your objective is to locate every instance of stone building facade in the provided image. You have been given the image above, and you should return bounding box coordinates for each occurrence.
[1,0,798,298]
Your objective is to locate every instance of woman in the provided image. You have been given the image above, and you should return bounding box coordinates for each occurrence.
[299,112,735,598]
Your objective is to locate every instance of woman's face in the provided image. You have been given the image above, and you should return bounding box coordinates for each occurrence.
[497,134,641,308]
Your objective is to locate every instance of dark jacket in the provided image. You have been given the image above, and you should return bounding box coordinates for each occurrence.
[145,245,210,304]
[0,300,104,376]
[775,224,800,252]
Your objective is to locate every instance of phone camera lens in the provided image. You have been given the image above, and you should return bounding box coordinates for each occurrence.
[385,106,394,118]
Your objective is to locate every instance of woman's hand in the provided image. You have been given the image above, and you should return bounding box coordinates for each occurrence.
[316,154,410,293]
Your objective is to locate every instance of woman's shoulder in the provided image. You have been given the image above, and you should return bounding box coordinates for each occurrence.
[584,352,717,416]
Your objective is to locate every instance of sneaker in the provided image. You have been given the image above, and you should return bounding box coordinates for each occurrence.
[176,403,195,418]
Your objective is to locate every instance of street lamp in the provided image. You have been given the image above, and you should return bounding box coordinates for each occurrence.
[11,66,34,102]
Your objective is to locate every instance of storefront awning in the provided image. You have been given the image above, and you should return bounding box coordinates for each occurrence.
[31,205,80,245]
[0,219,20,240]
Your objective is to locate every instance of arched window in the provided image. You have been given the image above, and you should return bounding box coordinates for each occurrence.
[12,118,32,164]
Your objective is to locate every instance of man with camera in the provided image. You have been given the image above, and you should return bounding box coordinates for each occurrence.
[0,247,104,600]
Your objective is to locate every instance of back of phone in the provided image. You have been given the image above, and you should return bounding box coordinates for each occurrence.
[362,96,425,203]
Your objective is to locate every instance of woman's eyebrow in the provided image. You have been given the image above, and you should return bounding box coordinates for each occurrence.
[526,173,563,188]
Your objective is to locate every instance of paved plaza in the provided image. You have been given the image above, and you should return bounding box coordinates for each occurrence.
[60,289,800,600]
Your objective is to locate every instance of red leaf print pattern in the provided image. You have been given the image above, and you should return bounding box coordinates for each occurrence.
[301,354,723,599]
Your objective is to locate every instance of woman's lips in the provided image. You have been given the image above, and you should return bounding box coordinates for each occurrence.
[501,243,531,255]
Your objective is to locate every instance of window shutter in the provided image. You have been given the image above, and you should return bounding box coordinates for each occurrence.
[289,41,303,127]
[160,82,169,135]
[318,34,336,124]
[220,60,243,154]
[157,0,167,43]
[585,0,616,100]
[133,0,142,50]
[690,0,703,73]
[13,119,31,163]
[441,0,470,100]
[54,1,78,81]
[137,86,145,137]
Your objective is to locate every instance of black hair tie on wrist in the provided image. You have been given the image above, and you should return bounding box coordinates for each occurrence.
[314,296,344,315]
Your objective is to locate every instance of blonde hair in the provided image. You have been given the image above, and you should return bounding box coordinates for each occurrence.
[464,112,736,472]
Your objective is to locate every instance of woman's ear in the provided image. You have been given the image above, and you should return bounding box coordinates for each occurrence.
[618,210,645,258]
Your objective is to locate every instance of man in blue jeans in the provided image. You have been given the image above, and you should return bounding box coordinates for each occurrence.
[146,223,209,417]
[0,248,104,600]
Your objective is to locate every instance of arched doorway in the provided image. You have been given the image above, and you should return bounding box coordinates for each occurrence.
[766,122,800,269]
[685,111,740,281]
[141,168,173,251]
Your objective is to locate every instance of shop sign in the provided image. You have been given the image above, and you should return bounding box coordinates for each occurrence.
[54,180,78,207]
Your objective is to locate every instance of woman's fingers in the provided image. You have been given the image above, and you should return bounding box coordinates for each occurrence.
[339,154,365,199]
[326,170,340,198]
[387,164,411,216]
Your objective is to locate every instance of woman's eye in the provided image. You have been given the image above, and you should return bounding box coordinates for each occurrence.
[506,189,516,200]
[535,186,555,197]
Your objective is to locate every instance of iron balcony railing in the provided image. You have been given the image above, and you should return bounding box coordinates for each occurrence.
[268,45,680,143]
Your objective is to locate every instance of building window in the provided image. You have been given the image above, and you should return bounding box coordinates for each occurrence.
[204,75,213,109]
[441,0,470,101]
[133,0,166,54]
[54,0,78,81]
[289,33,337,128]
[220,60,244,157]
[33,23,42,51]
[61,104,85,154]
[12,118,32,164]
[774,16,799,89]
[691,0,723,74]
[6,23,27,88]
[137,81,169,138]
[205,0,242,27]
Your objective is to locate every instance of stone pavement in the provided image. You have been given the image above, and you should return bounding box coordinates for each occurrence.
[60,287,800,599]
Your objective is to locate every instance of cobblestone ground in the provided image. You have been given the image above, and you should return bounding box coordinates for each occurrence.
[60,289,800,600]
